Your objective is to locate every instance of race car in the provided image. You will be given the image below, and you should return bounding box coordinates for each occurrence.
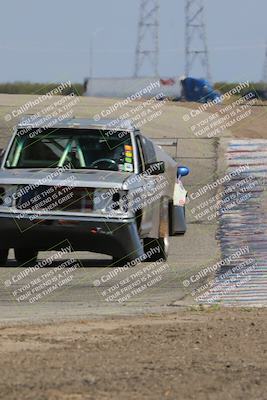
[0,117,189,265]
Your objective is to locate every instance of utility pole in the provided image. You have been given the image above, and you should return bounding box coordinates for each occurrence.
[262,41,267,84]
[185,0,211,81]
[134,0,160,77]
[89,28,103,78]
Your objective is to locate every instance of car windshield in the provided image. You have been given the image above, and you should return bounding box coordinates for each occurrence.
[5,128,135,172]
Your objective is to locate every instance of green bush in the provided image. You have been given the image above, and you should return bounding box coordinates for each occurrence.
[0,80,265,98]
[214,81,266,96]
[0,82,84,96]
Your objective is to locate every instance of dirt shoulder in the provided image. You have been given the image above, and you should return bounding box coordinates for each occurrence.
[179,101,267,139]
[0,308,266,400]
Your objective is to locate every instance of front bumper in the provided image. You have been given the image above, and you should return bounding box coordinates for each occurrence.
[0,212,144,259]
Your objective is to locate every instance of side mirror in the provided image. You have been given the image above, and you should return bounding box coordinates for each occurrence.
[177,166,190,178]
[145,161,165,175]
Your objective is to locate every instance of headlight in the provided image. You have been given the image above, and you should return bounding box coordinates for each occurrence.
[111,192,128,213]
[0,185,16,208]
[93,189,129,214]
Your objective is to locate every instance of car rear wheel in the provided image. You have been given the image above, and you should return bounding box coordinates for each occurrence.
[0,249,9,265]
[14,249,38,264]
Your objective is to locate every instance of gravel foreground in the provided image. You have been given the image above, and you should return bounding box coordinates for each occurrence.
[0,308,266,400]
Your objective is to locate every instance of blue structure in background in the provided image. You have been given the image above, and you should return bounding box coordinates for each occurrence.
[181,77,221,103]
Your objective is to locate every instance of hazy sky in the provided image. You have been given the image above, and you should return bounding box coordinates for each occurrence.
[1,0,266,83]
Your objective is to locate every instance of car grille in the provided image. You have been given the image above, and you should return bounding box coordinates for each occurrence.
[15,185,94,213]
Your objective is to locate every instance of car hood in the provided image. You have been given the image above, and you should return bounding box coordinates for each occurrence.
[0,168,138,190]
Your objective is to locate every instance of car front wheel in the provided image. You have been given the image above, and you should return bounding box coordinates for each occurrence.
[0,249,9,265]
[144,236,169,262]
[14,249,38,264]
[144,198,170,262]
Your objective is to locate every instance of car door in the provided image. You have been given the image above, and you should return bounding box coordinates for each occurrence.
[135,135,161,236]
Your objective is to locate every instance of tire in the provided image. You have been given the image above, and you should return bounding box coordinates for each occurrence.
[144,198,170,262]
[112,256,127,267]
[144,237,169,262]
[0,249,9,265]
[14,249,38,264]
[169,202,186,235]
[112,256,138,268]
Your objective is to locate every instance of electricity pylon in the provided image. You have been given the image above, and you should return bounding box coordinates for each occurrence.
[185,0,211,81]
[134,0,160,77]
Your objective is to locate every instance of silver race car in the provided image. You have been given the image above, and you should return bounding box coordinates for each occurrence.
[0,117,189,265]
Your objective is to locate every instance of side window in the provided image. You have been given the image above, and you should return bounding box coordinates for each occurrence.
[140,135,157,164]
[136,136,146,173]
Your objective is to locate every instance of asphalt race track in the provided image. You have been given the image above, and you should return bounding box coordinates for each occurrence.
[0,94,225,323]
